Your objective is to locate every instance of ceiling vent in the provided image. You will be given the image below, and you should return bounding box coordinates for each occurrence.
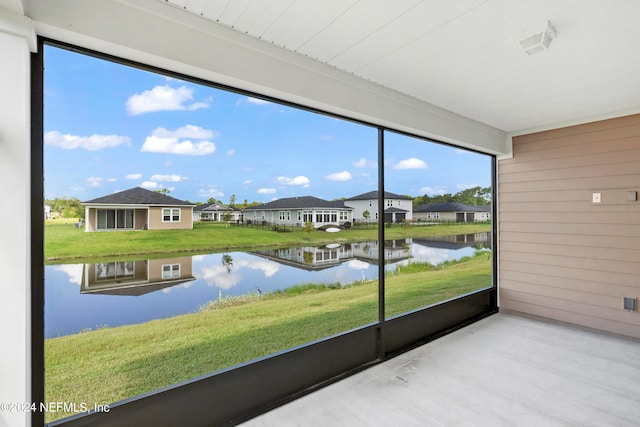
[519,21,557,55]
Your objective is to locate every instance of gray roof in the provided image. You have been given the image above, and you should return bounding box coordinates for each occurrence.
[83,187,193,206]
[346,190,412,201]
[414,202,490,213]
[243,196,350,211]
[384,207,409,213]
[194,203,240,212]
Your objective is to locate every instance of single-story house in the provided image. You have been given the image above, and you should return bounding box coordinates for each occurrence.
[83,187,195,231]
[344,190,413,223]
[413,202,491,222]
[194,203,242,222]
[243,196,353,228]
[81,256,195,295]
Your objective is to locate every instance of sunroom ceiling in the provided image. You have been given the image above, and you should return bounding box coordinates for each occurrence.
[162,0,640,133]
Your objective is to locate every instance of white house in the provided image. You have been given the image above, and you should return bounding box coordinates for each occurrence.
[344,191,413,223]
[243,196,353,228]
[193,203,242,222]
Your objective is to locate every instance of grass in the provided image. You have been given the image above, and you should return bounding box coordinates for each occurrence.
[44,253,491,422]
[44,219,491,262]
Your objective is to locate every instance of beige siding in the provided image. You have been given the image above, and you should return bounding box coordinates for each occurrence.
[498,114,640,339]
[147,257,193,281]
[148,206,193,230]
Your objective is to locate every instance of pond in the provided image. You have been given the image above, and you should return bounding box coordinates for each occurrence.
[45,232,490,338]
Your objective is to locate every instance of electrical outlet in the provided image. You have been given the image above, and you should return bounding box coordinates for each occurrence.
[592,192,602,203]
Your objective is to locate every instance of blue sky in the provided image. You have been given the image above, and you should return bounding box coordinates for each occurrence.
[44,45,491,204]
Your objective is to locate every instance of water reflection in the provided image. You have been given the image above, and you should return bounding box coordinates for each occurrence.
[45,233,489,338]
[81,257,195,296]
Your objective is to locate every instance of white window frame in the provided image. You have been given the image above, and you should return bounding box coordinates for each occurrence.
[162,208,181,222]
[162,263,181,279]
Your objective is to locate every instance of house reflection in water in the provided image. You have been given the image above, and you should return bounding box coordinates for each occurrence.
[412,232,491,251]
[81,256,195,296]
[251,239,413,271]
[250,233,490,271]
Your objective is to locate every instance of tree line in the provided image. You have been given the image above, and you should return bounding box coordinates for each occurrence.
[411,186,491,207]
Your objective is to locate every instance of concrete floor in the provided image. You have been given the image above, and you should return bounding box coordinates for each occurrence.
[242,313,640,427]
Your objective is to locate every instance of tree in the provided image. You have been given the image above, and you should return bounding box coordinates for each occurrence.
[303,221,314,237]
[155,188,170,196]
[221,254,233,273]
[221,211,232,227]
[362,210,370,222]
[228,194,236,208]
[413,186,491,206]
[45,197,84,219]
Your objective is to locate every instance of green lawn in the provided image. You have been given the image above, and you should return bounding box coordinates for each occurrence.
[45,219,491,262]
[45,253,491,422]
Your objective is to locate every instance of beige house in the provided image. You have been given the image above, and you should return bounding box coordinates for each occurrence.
[81,256,195,295]
[83,187,194,232]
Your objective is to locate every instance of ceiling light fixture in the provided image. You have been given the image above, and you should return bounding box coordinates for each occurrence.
[519,21,557,55]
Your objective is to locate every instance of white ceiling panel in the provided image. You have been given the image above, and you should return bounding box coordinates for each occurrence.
[162,0,640,133]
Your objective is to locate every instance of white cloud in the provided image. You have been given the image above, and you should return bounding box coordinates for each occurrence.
[325,171,352,181]
[126,85,210,115]
[393,157,428,170]
[141,181,160,189]
[457,183,479,190]
[243,179,253,186]
[45,131,130,151]
[107,178,117,183]
[246,97,271,105]
[197,187,224,199]
[86,177,103,187]
[353,157,376,168]
[54,264,83,285]
[125,173,142,180]
[200,265,242,290]
[152,124,215,140]
[141,125,217,156]
[151,174,186,182]
[277,175,310,187]
[257,188,276,194]
[419,186,447,195]
[226,149,235,156]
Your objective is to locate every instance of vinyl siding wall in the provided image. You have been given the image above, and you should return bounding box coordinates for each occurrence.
[498,114,640,339]
[149,206,193,230]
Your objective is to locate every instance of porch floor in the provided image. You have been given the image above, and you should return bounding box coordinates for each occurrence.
[243,312,640,426]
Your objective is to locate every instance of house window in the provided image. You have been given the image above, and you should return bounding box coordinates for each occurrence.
[387,199,392,207]
[303,211,313,222]
[339,211,348,221]
[95,261,134,281]
[162,208,181,222]
[162,263,181,279]
[297,211,301,221]
[96,209,134,230]
[330,211,337,222]
[279,211,291,221]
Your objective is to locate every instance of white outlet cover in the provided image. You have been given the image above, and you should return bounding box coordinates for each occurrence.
[592,192,602,203]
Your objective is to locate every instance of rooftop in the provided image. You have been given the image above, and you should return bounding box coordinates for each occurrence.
[243,196,349,211]
[83,187,193,206]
